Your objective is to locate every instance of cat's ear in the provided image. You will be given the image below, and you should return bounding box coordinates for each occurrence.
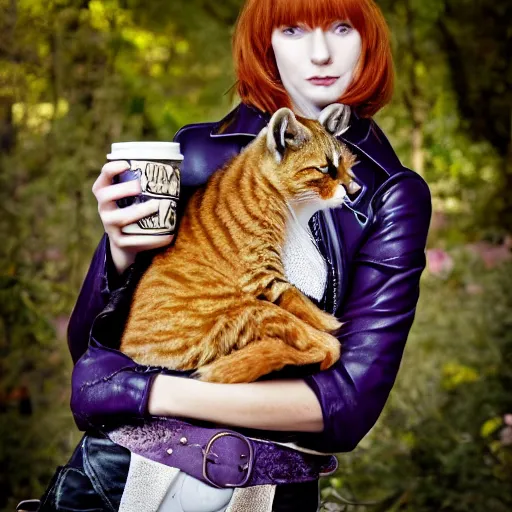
[318,103,351,137]
[266,108,309,163]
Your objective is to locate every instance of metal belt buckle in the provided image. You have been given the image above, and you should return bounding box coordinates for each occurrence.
[202,431,254,488]
[318,455,339,477]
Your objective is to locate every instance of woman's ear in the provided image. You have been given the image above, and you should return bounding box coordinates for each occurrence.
[266,108,309,163]
[318,103,351,137]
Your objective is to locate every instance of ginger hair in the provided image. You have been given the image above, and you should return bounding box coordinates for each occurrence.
[232,0,394,118]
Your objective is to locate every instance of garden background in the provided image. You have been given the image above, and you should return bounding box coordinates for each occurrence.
[1,0,511,510]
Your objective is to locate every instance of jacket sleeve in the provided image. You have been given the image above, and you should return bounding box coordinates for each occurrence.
[67,234,119,364]
[300,174,432,453]
[67,233,165,430]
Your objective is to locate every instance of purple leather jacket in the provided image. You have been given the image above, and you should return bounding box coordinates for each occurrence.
[68,102,431,454]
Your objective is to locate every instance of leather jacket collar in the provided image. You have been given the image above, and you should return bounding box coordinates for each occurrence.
[209,103,401,178]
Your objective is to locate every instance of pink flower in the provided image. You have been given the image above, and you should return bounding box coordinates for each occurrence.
[426,248,454,277]
[466,241,512,269]
[499,414,512,446]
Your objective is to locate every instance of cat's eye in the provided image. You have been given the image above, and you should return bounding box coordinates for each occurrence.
[315,166,330,175]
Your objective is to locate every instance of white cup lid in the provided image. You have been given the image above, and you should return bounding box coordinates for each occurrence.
[107,141,184,161]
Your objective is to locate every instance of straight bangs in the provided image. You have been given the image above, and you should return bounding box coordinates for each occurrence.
[233,0,394,118]
[268,0,356,32]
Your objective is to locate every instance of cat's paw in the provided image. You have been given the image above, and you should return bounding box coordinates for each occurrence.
[190,366,210,382]
[314,311,343,333]
[319,336,341,371]
[192,364,238,383]
[277,287,342,332]
[193,368,241,384]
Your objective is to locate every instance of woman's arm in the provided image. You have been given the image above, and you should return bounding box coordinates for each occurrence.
[297,174,431,453]
[148,374,324,432]
[68,161,174,363]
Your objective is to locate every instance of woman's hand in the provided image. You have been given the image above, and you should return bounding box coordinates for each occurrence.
[92,160,174,275]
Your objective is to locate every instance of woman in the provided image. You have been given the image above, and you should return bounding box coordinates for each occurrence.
[30,0,432,510]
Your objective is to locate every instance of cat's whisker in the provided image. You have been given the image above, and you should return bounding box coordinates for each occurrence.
[291,193,319,204]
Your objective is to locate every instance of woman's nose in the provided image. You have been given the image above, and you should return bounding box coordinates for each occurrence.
[310,28,332,65]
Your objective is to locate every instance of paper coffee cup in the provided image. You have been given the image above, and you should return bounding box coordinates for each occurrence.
[107,142,183,235]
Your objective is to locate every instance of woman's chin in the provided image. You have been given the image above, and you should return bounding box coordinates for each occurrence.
[306,88,346,107]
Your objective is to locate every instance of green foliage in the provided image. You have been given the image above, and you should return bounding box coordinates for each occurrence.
[375,0,511,240]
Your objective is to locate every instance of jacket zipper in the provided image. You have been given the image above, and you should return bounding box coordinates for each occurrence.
[310,212,339,315]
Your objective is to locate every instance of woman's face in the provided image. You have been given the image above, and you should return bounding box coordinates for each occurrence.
[271,21,362,119]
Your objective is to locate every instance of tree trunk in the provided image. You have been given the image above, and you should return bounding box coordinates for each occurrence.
[403,0,425,176]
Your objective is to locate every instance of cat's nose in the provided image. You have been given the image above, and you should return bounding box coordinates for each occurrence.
[334,184,347,200]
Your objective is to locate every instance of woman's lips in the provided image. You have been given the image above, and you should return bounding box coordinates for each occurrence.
[308,76,339,86]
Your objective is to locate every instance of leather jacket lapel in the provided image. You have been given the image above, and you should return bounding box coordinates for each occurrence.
[210,103,270,138]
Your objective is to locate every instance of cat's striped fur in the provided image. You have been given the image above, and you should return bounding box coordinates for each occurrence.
[120,105,360,383]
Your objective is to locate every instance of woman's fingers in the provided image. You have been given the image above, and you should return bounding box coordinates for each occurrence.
[92,160,174,271]
[113,232,174,251]
[105,200,174,250]
[92,161,131,195]
[103,199,161,228]
[94,161,141,213]
[96,180,142,212]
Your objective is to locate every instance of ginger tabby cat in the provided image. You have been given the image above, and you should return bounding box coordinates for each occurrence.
[120,104,360,383]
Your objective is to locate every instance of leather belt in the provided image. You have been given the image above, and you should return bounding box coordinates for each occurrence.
[108,418,338,489]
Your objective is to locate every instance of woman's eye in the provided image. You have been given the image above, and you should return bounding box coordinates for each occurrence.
[333,22,352,35]
[282,26,303,36]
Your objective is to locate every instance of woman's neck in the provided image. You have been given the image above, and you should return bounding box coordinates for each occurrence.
[289,96,322,120]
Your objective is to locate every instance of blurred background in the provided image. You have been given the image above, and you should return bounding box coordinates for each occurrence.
[0,0,511,510]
